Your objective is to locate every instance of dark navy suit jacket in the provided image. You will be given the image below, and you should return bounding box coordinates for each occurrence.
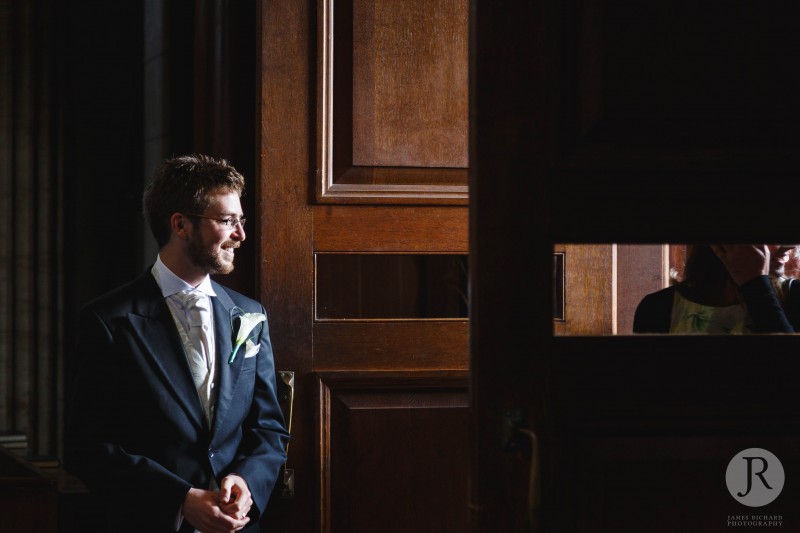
[65,270,289,533]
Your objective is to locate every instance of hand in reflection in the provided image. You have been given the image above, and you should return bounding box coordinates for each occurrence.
[710,244,770,286]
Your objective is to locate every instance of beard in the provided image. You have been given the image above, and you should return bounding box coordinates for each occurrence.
[187,232,239,275]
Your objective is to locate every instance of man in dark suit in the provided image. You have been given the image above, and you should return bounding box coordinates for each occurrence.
[66,154,289,533]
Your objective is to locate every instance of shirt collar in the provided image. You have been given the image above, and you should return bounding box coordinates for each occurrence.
[152,255,217,298]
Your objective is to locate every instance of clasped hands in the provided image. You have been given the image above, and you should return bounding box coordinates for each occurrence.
[183,474,253,533]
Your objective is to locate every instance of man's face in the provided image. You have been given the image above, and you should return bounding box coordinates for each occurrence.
[186,190,246,275]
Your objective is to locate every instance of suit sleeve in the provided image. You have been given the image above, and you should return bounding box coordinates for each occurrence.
[64,306,192,528]
[739,275,795,333]
[783,278,800,331]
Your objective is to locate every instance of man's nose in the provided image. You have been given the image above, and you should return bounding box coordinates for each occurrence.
[232,222,246,241]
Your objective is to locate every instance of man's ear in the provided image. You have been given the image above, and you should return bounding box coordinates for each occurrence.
[170,213,192,240]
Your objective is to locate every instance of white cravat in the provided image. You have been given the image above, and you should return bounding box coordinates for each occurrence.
[174,289,217,425]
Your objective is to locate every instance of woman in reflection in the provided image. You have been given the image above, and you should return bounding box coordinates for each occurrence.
[633,244,800,334]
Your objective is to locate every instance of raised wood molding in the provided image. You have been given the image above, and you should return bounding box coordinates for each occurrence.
[316,0,469,205]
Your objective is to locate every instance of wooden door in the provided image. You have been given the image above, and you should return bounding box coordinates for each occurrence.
[472,1,800,532]
[258,1,470,532]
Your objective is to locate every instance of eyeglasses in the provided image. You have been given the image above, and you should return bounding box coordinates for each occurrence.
[186,213,246,229]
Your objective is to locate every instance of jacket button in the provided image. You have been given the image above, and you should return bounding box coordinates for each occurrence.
[209,450,214,458]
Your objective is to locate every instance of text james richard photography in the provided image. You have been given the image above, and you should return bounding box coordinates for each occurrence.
[727,515,783,527]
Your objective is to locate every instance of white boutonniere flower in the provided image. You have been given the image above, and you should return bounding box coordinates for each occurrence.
[229,307,266,364]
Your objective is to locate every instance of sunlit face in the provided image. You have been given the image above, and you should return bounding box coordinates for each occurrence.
[768,244,798,277]
[186,190,246,275]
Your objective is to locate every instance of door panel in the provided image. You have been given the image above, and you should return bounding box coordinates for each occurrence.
[320,372,469,533]
[314,207,467,252]
[472,0,800,532]
[317,0,468,203]
[554,338,800,532]
[314,322,468,371]
[315,254,468,320]
[260,1,469,531]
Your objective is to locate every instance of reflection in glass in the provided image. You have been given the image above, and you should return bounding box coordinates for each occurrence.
[316,254,468,320]
[555,244,800,336]
[634,244,800,335]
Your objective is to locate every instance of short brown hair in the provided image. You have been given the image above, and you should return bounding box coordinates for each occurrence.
[143,154,245,247]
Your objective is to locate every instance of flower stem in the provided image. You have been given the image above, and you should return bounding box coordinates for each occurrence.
[228,343,242,364]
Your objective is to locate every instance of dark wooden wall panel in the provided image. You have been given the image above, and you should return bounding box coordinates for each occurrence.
[317,0,469,203]
[550,337,800,530]
[569,434,800,532]
[315,254,468,320]
[564,0,800,171]
[314,206,468,252]
[352,0,468,168]
[314,322,468,371]
[319,373,469,533]
[549,0,800,243]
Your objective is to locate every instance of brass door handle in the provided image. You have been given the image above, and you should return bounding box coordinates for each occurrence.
[501,410,540,531]
[517,428,540,531]
[278,370,295,498]
[279,371,295,444]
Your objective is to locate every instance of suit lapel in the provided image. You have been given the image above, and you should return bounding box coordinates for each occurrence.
[126,272,206,432]
[124,273,249,436]
[210,282,243,435]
